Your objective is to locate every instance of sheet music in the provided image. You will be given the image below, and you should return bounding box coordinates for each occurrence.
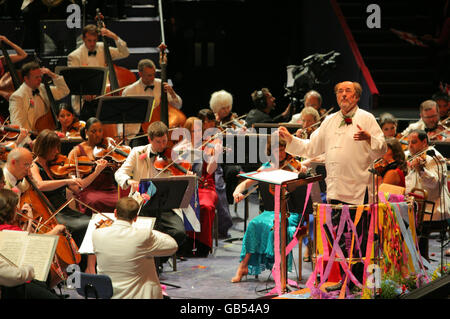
[241,169,299,185]
[20,234,58,282]
[0,231,58,282]
[78,213,156,254]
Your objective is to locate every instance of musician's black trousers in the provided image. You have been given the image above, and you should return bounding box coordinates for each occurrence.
[1,280,59,299]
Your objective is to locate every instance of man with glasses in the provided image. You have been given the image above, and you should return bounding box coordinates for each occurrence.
[278,81,387,292]
[401,100,444,141]
[2,148,33,196]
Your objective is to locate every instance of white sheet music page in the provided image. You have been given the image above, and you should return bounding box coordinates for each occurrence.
[78,213,155,254]
[241,169,299,185]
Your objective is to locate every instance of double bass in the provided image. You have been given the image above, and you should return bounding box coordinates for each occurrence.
[95,10,136,140]
[141,43,186,134]
[33,56,59,132]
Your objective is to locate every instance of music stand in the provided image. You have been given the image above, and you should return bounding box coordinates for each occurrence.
[55,66,107,96]
[139,175,197,289]
[96,96,153,141]
[55,66,107,118]
[238,169,322,294]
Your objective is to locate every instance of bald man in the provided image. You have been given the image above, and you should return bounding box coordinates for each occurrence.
[3,147,33,195]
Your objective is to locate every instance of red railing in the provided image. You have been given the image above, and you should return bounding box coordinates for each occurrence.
[330,0,379,96]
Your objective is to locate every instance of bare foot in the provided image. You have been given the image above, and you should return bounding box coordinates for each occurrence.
[231,267,248,283]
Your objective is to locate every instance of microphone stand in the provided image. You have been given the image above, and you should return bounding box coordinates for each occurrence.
[427,149,446,275]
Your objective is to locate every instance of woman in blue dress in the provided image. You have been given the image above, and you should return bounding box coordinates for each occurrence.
[231,133,312,282]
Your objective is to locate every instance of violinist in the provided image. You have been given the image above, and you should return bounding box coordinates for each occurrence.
[30,129,103,274]
[121,58,183,145]
[198,108,233,239]
[0,35,28,101]
[209,89,245,130]
[292,106,320,139]
[402,100,447,141]
[67,118,118,214]
[173,117,219,257]
[0,188,62,299]
[373,137,407,187]
[432,91,449,119]
[245,88,292,128]
[9,61,70,132]
[55,103,85,139]
[405,129,449,222]
[67,23,130,116]
[379,112,399,138]
[290,90,326,123]
[231,132,311,282]
[114,121,187,250]
[209,90,243,205]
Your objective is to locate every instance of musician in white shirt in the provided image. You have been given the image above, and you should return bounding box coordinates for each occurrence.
[121,59,182,141]
[67,24,130,115]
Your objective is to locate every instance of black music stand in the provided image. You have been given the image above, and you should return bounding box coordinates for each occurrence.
[55,66,107,119]
[96,96,153,141]
[55,66,107,96]
[139,175,197,289]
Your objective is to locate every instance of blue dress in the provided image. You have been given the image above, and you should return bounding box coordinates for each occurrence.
[240,162,312,276]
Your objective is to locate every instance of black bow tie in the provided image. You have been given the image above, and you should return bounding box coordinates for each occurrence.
[144,85,154,91]
[32,89,40,96]
[149,151,164,158]
[425,126,437,133]
[14,178,23,186]
[88,50,97,56]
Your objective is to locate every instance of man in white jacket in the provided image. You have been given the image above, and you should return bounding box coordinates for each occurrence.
[92,197,178,299]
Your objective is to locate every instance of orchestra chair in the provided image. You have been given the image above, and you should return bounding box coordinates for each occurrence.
[76,272,113,299]
[407,188,442,260]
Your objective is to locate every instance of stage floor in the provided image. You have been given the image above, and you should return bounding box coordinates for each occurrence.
[62,193,447,299]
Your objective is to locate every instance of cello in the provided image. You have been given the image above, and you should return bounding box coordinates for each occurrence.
[95,9,136,140]
[19,175,81,287]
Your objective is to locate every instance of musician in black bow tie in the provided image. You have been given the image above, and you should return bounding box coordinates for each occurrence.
[67,24,130,115]
[9,61,70,132]
[401,99,447,141]
[120,59,183,145]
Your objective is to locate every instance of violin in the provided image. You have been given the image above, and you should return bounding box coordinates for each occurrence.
[19,175,81,287]
[95,218,114,229]
[395,133,409,151]
[49,153,115,178]
[406,148,428,171]
[218,112,247,131]
[372,158,393,176]
[61,120,85,139]
[93,137,130,164]
[0,123,38,140]
[427,123,448,141]
[0,141,16,162]
[154,147,192,176]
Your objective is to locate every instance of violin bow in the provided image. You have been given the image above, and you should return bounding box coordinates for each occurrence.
[0,252,18,268]
[154,128,230,178]
[218,114,247,129]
